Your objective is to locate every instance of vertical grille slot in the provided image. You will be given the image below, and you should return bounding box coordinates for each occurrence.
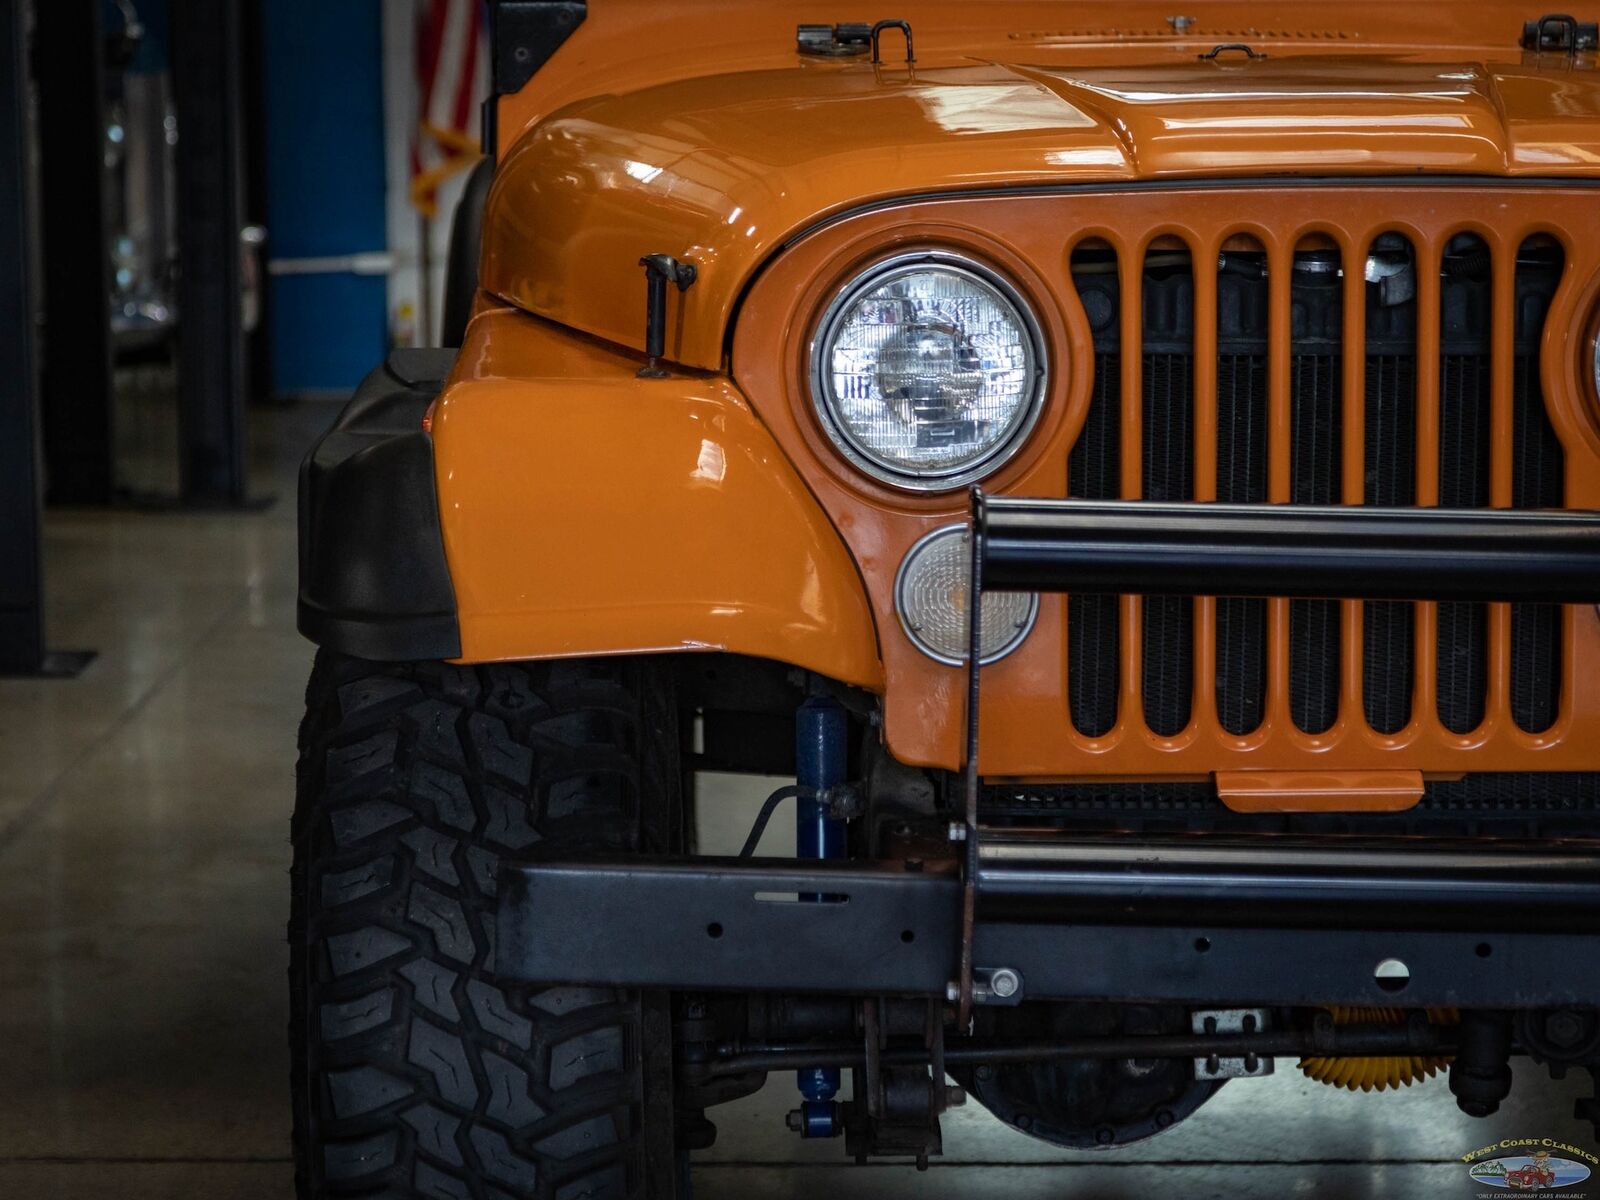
[1510,239,1566,734]
[1139,247,1195,736]
[1436,234,1493,734]
[1068,247,1122,737]
[1362,234,1419,734]
[1288,244,1343,734]
[1214,245,1269,735]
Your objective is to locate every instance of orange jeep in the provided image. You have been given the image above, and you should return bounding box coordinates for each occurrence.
[293,3,1600,1195]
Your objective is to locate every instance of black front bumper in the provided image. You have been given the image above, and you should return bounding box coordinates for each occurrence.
[497,840,1600,1008]
[498,497,1600,1010]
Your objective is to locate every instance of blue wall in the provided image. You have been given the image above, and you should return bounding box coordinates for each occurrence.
[259,0,388,393]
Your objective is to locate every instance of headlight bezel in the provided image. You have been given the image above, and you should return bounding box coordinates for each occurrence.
[807,249,1050,493]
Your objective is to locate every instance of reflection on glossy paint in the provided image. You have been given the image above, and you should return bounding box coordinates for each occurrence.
[910,82,1097,135]
[1045,147,1129,168]
[799,561,825,624]
[692,438,726,484]
[1163,114,1475,129]
[1067,85,1487,103]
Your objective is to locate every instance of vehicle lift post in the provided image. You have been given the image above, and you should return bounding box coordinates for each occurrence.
[0,0,94,678]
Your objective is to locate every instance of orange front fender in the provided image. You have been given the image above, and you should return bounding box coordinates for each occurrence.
[429,309,883,690]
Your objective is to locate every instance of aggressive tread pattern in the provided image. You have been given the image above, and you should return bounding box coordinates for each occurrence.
[291,653,679,1199]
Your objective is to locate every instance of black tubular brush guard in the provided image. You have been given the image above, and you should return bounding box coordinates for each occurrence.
[975,496,1600,602]
[498,497,1600,1012]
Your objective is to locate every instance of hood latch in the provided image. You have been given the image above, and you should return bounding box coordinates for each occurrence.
[638,254,697,379]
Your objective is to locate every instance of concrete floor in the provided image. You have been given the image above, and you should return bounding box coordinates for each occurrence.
[0,398,1595,1199]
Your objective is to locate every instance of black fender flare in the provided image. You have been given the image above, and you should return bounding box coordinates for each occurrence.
[441,157,494,348]
[297,350,461,660]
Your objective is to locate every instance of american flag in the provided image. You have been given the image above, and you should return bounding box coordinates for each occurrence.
[411,0,488,218]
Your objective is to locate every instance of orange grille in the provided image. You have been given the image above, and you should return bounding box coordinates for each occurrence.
[733,183,1600,775]
[1025,188,1600,775]
[1063,222,1567,745]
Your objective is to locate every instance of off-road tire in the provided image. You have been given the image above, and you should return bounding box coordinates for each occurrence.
[291,652,682,1199]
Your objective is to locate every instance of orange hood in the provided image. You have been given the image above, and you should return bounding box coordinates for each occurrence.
[481,51,1600,369]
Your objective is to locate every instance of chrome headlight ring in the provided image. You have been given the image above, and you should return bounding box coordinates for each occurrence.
[808,251,1049,492]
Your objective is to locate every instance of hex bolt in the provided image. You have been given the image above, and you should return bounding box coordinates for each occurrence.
[1095,1126,1116,1145]
[945,981,961,1004]
[989,969,1021,1000]
[785,1109,803,1133]
[948,822,968,842]
[944,1085,968,1108]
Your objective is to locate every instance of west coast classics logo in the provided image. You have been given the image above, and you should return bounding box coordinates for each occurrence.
[1463,1139,1597,1194]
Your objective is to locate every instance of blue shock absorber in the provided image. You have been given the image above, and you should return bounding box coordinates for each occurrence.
[794,695,847,1137]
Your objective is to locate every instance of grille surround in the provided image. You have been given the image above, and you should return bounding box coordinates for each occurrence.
[732,181,1600,775]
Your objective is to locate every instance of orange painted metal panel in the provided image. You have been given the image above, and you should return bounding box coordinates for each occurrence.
[431,309,882,690]
[1216,770,1425,813]
[730,184,1600,775]
[492,2,1600,164]
[483,3,1600,369]
[494,3,1577,158]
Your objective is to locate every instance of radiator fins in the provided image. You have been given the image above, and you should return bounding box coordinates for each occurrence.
[1297,1007,1458,1092]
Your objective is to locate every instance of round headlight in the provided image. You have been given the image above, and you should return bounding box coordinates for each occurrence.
[894,525,1038,665]
[811,253,1047,490]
